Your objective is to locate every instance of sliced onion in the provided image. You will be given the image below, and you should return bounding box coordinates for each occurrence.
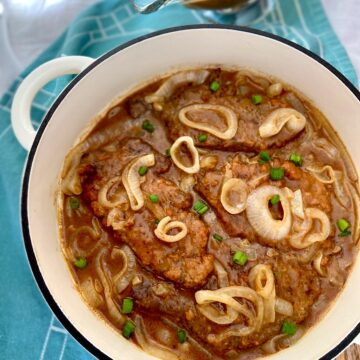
[134,316,179,360]
[246,185,292,242]
[289,208,331,249]
[62,149,83,195]
[145,70,209,104]
[349,184,360,244]
[220,178,248,215]
[178,104,238,140]
[98,176,128,208]
[170,136,200,174]
[259,108,306,138]
[249,264,276,323]
[195,286,264,339]
[313,137,338,158]
[275,298,294,316]
[313,251,327,277]
[306,165,335,184]
[154,216,188,242]
[111,245,136,294]
[197,261,238,325]
[262,334,287,354]
[284,188,305,219]
[106,207,132,231]
[122,153,155,211]
[95,248,125,326]
[80,277,104,308]
[267,83,283,97]
[200,155,218,170]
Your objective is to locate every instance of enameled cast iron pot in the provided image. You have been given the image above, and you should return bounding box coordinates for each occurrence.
[12,26,360,360]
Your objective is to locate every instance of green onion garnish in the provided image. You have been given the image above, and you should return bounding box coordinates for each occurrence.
[281,321,298,336]
[209,81,220,92]
[198,134,208,142]
[259,150,270,163]
[339,230,351,237]
[270,167,285,181]
[337,218,350,232]
[149,194,159,203]
[165,148,171,157]
[74,257,87,269]
[233,251,248,266]
[193,199,209,215]
[122,320,136,339]
[69,197,80,209]
[155,219,160,225]
[270,194,280,205]
[289,153,302,166]
[138,166,148,176]
[142,120,155,133]
[121,298,134,314]
[177,329,187,344]
[213,233,223,242]
[251,94,263,105]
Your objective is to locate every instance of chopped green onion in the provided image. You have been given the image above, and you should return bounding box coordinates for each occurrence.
[193,199,209,215]
[149,194,159,203]
[155,219,160,225]
[69,197,80,209]
[233,251,248,266]
[121,298,134,314]
[289,153,302,166]
[270,167,285,181]
[213,233,223,242]
[165,148,171,157]
[337,218,350,232]
[274,271,281,279]
[339,229,351,237]
[198,134,208,142]
[142,120,155,133]
[209,81,220,92]
[281,321,298,336]
[258,151,270,163]
[270,194,280,205]
[138,166,148,176]
[122,320,136,339]
[74,257,87,269]
[251,94,263,105]
[177,329,187,344]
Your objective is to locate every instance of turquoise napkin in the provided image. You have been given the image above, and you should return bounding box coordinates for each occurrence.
[0,1,357,359]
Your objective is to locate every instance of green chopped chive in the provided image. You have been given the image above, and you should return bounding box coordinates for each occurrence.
[289,153,302,166]
[122,320,136,339]
[213,233,223,242]
[209,81,220,92]
[270,167,285,181]
[165,148,171,157]
[339,229,351,237]
[69,197,80,209]
[281,321,298,336]
[258,151,270,163]
[138,166,148,176]
[155,219,160,225]
[270,194,280,205]
[198,134,208,142]
[74,257,87,269]
[251,94,263,105]
[149,194,159,203]
[121,298,134,314]
[337,218,350,232]
[142,120,155,133]
[193,199,209,215]
[274,271,281,279]
[233,251,248,266]
[177,329,187,344]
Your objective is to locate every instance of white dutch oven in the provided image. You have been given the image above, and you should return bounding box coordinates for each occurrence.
[13,26,360,359]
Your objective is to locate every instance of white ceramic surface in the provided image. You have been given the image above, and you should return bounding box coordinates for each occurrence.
[18,27,360,359]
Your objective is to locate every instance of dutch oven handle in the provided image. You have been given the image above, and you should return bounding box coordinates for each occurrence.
[11,56,94,151]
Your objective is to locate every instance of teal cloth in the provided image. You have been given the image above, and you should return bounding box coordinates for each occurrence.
[0,1,357,359]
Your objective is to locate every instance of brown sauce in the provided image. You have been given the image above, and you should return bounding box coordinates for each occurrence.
[59,68,359,359]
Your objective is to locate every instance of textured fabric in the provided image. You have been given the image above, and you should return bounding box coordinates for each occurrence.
[0,1,357,359]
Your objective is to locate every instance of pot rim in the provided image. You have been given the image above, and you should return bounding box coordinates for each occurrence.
[21,24,360,360]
